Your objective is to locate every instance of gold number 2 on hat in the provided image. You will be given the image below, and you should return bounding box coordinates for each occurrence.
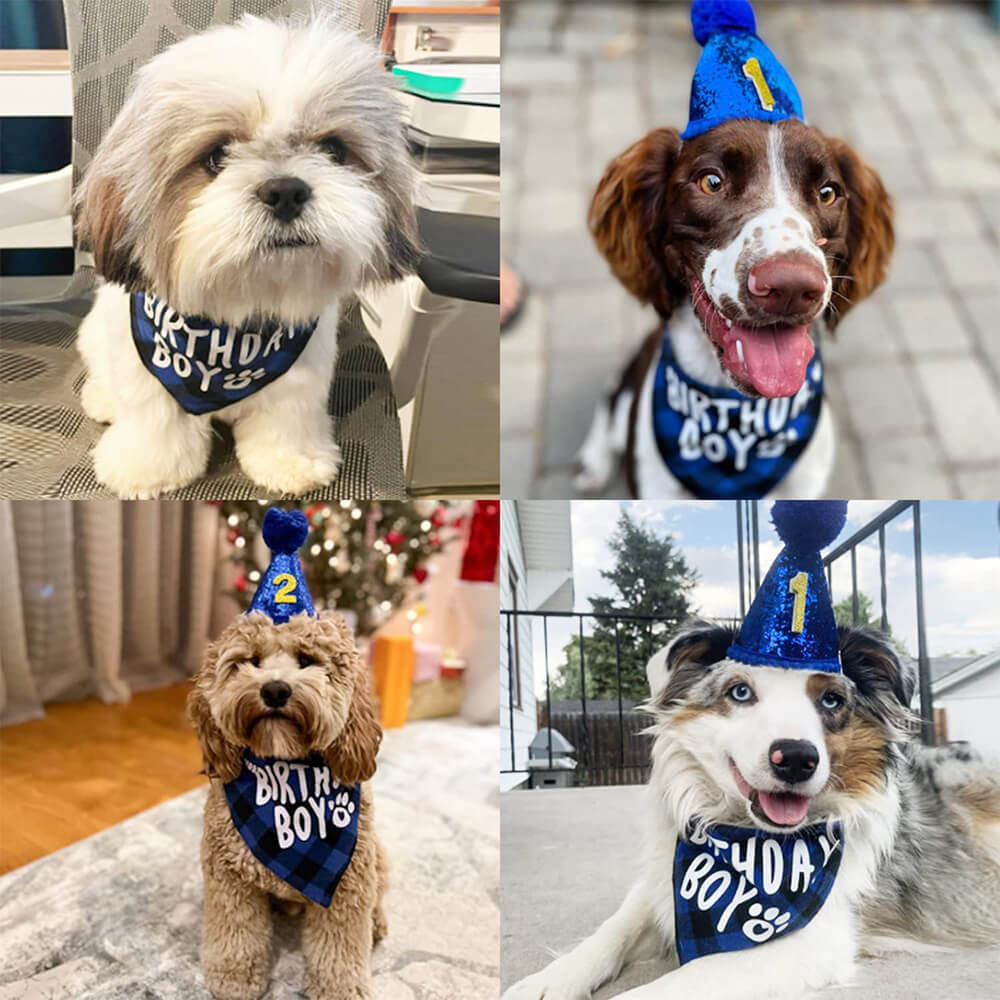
[788,572,808,633]
[742,58,776,112]
[273,572,298,604]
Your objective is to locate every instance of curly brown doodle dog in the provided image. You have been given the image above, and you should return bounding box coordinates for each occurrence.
[575,1,894,499]
[188,508,383,1000]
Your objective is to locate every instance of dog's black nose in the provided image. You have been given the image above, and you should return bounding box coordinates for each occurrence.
[256,176,311,223]
[260,680,292,709]
[769,739,819,784]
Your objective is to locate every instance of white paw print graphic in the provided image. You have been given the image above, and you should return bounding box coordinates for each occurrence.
[741,903,792,943]
[330,791,355,829]
[222,367,267,391]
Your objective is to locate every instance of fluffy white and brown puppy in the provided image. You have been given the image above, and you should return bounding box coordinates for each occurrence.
[505,623,1000,1000]
[188,611,384,1000]
[74,15,419,498]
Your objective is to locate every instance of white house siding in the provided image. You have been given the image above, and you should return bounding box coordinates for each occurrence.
[500,502,537,788]
[936,663,1000,755]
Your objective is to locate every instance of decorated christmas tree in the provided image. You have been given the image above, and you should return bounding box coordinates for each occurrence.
[217,501,455,636]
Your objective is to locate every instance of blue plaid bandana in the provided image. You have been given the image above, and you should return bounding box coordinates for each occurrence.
[130,291,318,415]
[224,751,360,907]
[674,822,843,965]
[652,329,823,499]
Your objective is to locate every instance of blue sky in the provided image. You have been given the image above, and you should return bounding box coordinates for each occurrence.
[569,501,1000,658]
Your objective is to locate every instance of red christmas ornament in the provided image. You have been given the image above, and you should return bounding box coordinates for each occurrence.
[460,500,500,582]
[431,506,448,526]
[414,566,428,584]
[305,502,324,524]
[227,529,239,544]
[234,574,247,593]
[386,530,404,548]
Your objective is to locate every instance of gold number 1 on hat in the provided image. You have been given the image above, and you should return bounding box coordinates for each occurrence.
[742,58,776,112]
[273,572,298,604]
[788,572,808,633]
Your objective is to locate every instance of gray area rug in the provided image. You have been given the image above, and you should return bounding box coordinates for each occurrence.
[0,720,498,999]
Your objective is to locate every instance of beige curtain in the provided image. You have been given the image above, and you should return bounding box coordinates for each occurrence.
[0,500,238,726]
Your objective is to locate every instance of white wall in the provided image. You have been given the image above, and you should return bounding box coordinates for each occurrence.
[936,662,1000,755]
[500,502,537,789]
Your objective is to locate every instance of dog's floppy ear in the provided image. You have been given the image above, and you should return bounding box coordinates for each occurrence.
[322,617,382,783]
[370,122,423,283]
[73,92,147,290]
[588,127,686,320]
[187,680,243,783]
[839,625,915,716]
[824,137,894,330]
[655,620,739,707]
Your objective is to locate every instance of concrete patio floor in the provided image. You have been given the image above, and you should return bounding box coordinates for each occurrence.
[501,1,1000,499]
[501,785,1000,999]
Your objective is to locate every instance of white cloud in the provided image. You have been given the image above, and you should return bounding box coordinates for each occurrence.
[568,500,1000,660]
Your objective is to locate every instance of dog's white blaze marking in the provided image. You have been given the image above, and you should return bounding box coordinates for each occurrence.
[701,126,831,317]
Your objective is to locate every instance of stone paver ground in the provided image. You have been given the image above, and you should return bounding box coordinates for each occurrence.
[501,1,1000,499]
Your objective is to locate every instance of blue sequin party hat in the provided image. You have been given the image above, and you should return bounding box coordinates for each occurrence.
[246,508,315,624]
[727,500,847,673]
[682,0,804,141]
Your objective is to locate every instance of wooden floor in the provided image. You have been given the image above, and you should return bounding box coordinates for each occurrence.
[0,683,206,874]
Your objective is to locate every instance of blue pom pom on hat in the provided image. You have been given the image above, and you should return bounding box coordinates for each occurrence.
[682,0,804,141]
[727,500,847,673]
[246,507,315,624]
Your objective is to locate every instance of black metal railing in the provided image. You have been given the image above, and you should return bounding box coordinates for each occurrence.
[501,610,688,786]
[821,500,933,744]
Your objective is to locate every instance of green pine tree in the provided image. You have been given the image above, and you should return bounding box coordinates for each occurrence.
[551,509,697,700]
[832,592,909,657]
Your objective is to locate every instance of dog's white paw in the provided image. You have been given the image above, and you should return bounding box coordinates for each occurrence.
[239,440,341,495]
[503,970,590,1000]
[80,377,115,423]
[93,419,209,498]
[572,458,611,494]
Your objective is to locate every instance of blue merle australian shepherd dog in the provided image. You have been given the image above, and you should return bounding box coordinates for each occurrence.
[505,623,1000,1000]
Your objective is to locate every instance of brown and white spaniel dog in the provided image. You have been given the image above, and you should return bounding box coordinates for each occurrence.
[575,118,894,499]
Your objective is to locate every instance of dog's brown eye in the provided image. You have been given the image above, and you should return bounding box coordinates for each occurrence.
[203,145,228,175]
[298,652,315,669]
[698,172,724,195]
[320,136,347,165]
[818,183,838,206]
[248,655,260,668]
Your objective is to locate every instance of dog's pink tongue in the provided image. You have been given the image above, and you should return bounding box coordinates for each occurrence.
[757,790,810,827]
[722,324,814,398]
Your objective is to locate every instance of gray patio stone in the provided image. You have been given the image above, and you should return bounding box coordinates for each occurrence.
[914,358,1000,463]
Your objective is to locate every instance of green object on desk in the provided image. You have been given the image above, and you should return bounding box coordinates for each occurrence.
[391,66,464,97]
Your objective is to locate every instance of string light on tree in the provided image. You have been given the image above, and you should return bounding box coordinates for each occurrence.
[216,500,453,636]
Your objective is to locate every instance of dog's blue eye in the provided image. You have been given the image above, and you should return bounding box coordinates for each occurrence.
[821,691,843,711]
[320,136,347,165]
[298,652,314,669]
[729,682,754,703]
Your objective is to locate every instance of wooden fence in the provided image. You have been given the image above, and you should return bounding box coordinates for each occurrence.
[537,701,653,787]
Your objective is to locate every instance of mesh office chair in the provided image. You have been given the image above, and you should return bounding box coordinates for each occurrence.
[0,0,407,499]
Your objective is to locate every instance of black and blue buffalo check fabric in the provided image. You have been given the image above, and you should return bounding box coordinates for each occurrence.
[673,821,843,964]
[130,291,318,415]
[224,751,360,907]
[652,328,824,500]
